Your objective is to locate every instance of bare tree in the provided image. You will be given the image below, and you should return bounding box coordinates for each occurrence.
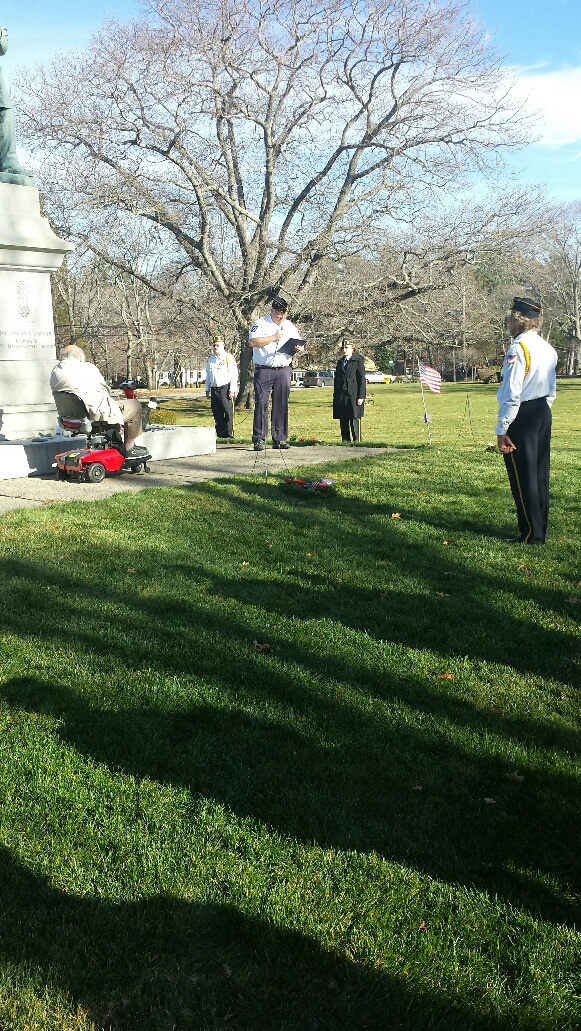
[542,204,581,375]
[16,0,534,400]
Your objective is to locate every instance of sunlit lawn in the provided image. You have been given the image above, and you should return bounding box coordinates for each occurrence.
[152,378,581,451]
[0,380,579,1029]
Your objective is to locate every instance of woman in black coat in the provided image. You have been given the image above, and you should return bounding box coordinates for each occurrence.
[333,339,366,441]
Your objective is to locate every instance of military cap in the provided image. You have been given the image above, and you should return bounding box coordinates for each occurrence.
[512,296,542,318]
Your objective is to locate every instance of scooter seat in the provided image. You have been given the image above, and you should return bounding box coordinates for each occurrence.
[59,416,92,434]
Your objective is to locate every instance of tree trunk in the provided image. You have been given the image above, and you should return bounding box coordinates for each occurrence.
[235,328,255,409]
[143,358,155,390]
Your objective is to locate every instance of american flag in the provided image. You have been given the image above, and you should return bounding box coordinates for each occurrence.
[418,361,442,394]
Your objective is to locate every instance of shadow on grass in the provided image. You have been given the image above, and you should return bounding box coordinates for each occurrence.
[0,468,578,936]
[0,845,547,1031]
[237,449,577,540]
[1,674,578,930]
[196,476,580,685]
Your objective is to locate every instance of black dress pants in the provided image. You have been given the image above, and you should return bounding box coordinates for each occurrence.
[211,385,233,437]
[340,416,359,441]
[503,397,552,543]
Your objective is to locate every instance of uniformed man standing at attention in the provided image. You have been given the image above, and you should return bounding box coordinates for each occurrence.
[205,336,238,438]
[248,297,305,451]
[496,296,558,545]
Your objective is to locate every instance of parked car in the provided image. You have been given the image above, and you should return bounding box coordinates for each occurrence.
[303,370,335,387]
[365,370,396,383]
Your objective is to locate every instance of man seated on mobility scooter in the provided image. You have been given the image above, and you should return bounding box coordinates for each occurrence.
[50,345,151,482]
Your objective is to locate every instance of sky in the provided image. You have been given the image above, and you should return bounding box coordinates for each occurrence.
[1,0,580,203]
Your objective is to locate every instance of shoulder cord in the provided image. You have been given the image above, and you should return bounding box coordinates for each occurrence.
[518,340,531,377]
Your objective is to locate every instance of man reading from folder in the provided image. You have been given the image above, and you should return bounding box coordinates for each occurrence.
[248,297,305,451]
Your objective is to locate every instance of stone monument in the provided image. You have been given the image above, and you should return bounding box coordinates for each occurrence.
[0,25,75,474]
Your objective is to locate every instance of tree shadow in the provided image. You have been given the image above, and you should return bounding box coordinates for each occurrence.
[192,477,580,686]
[0,473,578,935]
[0,845,520,1031]
[1,675,578,929]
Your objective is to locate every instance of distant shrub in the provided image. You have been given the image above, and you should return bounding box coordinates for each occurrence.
[148,408,179,425]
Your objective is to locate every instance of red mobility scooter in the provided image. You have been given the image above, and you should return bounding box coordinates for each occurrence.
[53,390,152,483]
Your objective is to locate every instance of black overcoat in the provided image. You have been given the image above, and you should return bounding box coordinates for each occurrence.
[332,354,366,420]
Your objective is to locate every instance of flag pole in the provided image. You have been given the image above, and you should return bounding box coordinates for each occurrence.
[418,364,432,445]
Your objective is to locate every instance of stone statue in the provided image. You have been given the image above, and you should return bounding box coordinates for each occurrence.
[0,27,34,185]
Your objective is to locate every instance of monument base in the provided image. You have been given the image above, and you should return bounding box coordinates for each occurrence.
[0,401,58,439]
[0,425,217,480]
[0,170,35,187]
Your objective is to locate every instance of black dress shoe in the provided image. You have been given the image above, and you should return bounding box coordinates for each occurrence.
[505,535,545,545]
[254,441,265,451]
[272,441,290,449]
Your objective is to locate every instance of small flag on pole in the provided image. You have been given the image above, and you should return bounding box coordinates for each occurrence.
[418,361,442,394]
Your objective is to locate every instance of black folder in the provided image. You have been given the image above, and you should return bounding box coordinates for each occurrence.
[277,338,306,357]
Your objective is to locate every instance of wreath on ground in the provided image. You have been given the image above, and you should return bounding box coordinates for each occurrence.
[279,477,336,497]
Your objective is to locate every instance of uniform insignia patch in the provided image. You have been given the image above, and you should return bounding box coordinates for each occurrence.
[250,323,258,334]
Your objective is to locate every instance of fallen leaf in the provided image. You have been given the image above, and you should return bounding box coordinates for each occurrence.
[443,539,455,545]
[412,785,423,791]
[518,563,527,570]
[567,596,580,605]
[213,596,223,604]
[438,671,455,680]
[418,921,427,931]
[390,512,401,519]
[484,797,496,804]
[126,567,137,573]
[241,561,249,566]
[253,640,270,652]
[506,772,524,782]
[306,551,317,557]
[436,591,450,597]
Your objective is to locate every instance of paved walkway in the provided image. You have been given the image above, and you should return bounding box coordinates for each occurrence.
[0,444,391,514]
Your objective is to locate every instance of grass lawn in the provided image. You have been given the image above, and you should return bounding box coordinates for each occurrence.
[153,378,581,452]
[0,383,579,1029]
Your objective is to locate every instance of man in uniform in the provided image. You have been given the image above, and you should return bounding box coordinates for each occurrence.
[496,297,558,544]
[205,336,238,438]
[248,297,304,451]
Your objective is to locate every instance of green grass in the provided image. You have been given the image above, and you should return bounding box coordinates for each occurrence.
[0,385,579,1030]
[155,378,581,451]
